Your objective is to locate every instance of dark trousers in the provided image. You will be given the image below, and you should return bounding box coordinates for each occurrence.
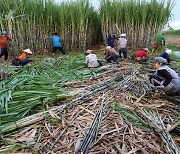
[0,48,8,60]
[149,75,163,86]
[119,48,127,58]
[106,54,120,63]
[52,47,66,55]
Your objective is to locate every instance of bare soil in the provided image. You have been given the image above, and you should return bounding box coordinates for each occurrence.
[166,37,180,46]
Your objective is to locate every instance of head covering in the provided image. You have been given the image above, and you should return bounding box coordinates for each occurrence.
[154,57,167,65]
[106,46,111,50]
[142,48,149,52]
[23,49,32,54]
[2,31,7,35]
[52,32,58,35]
[120,33,126,37]
[165,49,172,55]
[85,49,92,54]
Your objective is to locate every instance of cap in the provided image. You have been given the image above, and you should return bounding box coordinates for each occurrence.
[106,46,111,50]
[120,33,126,37]
[154,57,167,64]
[2,31,7,35]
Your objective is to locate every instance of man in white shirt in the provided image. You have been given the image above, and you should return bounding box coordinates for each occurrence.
[117,33,127,59]
[85,50,100,68]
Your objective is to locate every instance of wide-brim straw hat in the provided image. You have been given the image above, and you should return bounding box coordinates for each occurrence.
[154,57,167,64]
[23,49,32,54]
[142,48,149,52]
[52,32,58,34]
[106,46,112,50]
[120,33,126,37]
[85,49,92,54]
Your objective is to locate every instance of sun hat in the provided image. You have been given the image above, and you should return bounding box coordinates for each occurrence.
[120,33,126,37]
[142,48,149,52]
[52,32,58,34]
[106,46,112,50]
[2,31,7,35]
[154,57,167,65]
[165,49,172,55]
[85,49,92,54]
[23,49,32,54]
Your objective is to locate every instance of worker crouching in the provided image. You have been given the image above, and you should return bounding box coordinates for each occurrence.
[149,57,180,95]
[85,50,101,68]
[12,49,32,66]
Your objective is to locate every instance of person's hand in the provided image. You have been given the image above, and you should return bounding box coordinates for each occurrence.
[43,34,48,39]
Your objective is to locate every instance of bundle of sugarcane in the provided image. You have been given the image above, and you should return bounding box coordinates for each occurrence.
[75,95,111,154]
[140,108,180,154]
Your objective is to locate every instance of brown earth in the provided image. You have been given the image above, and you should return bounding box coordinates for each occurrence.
[166,37,180,46]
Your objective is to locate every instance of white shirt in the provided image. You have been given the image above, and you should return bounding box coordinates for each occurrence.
[86,54,99,68]
[117,38,127,49]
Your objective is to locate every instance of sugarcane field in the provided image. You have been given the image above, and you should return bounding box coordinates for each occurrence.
[1,0,180,153]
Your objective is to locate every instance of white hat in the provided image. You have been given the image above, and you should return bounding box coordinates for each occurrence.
[85,49,92,54]
[120,33,126,37]
[165,49,172,55]
[106,46,111,50]
[23,49,32,54]
[142,48,149,52]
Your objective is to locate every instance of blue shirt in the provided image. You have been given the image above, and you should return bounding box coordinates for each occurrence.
[49,35,62,47]
[160,52,170,64]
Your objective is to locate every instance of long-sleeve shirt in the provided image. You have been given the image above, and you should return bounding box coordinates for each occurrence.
[107,35,117,47]
[135,50,148,59]
[160,52,170,64]
[157,69,172,86]
[19,52,27,62]
[0,35,11,48]
[117,38,127,49]
[105,48,119,58]
[156,34,165,45]
[85,54,99,68]
[49,35,62,47]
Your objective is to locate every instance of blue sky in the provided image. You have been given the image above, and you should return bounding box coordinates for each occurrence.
[55,0,180,30]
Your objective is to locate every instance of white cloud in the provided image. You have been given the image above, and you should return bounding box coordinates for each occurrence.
[169,21,180,30]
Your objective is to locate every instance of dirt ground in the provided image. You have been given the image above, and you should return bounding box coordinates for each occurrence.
[166,37,180,46]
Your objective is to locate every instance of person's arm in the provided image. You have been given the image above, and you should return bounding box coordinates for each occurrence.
[157,69,172,86]
[85,56,88,64]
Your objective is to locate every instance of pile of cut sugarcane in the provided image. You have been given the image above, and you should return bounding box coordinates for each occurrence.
[0,58,180,154]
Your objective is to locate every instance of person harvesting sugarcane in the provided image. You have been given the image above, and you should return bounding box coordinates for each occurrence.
[134,48,149,62]
[0,31,12,61]
[117,33,128,59]
[105,46,120,63]
[152,33,166,52]
[159,48,172,64]
[149,57,180,96]
[44,32,66,55]
[85,50,102,68]
[12,49,33,66]
[107,33,118,48]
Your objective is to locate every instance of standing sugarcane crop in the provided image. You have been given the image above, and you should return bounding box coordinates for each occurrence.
[0,31,12,62]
